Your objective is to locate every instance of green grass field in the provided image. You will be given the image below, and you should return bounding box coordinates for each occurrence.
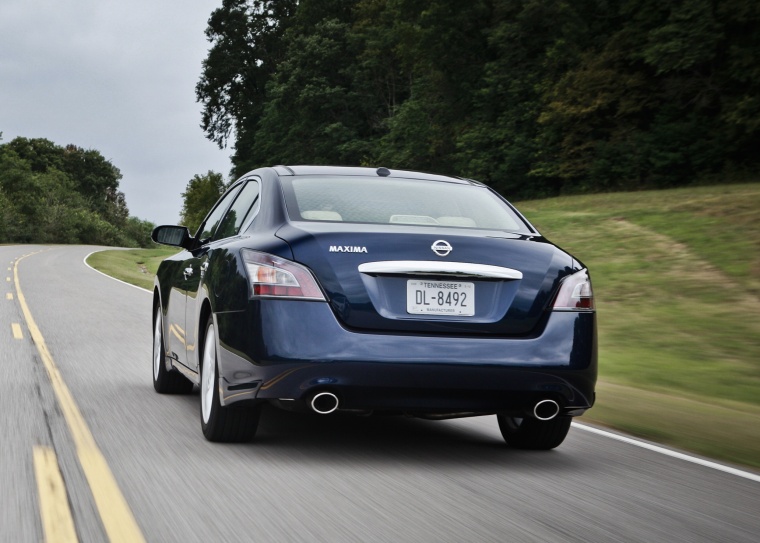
[88,183,760,468]
[87,247,179,290]
[518,184,760,468]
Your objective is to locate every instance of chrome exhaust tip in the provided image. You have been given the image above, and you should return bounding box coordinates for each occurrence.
[310,392,339,415]
[533,399,560,421]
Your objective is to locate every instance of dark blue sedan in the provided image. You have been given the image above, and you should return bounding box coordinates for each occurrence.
[151,166,597,448]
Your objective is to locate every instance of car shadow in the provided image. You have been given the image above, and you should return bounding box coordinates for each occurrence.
[245,404,582,470]
[168,394,585,470]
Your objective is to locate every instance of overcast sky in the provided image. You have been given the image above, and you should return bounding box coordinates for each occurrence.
[1,0,233,225]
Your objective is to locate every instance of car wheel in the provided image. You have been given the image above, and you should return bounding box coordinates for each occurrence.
[153,308,193,394]
[496,415,571,450]
[199,317,260,442]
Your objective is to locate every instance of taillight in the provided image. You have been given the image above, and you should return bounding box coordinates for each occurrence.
[552,269,594,311]
[241,249,326,300]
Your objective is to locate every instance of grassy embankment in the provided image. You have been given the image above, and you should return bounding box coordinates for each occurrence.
[518,184,760,469]
[89,184,760,469]
[87,247,178,291]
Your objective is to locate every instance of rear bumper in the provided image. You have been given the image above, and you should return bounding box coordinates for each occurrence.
[214,300,597,415]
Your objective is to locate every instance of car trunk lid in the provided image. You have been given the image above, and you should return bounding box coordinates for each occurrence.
[276,222,576,336]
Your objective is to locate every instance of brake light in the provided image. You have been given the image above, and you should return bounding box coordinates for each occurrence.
[241,249,326,300]
[552,269,594,311]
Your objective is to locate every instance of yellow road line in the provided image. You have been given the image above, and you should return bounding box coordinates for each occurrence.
[12,322,23,339]
[6,292,13,300]
[15,252,146,543]
[33,446,79,543]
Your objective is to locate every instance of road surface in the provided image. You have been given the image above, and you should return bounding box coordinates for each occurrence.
[2,245,759,542]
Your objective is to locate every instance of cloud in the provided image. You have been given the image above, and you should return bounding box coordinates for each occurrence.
[0,0,232,225]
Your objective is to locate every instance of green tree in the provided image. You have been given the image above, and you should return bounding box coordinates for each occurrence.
[0,135,145,246]
[454,0,603,197]
[4,137,127,223]
[720,0,760,143]
[0,184,19,242]
[197,0,298,177]
[0,145,28,242]
[122,217,156,248]
[61,144,128,226]
[537,0,760,191]
[253,7,371,165]
[180,171,227,234]
[352,0,492,174]
[196,0,760,197]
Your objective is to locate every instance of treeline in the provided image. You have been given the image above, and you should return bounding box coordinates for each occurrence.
[0,135,154,247]
[179,170,226,234]
[197,0,760,198]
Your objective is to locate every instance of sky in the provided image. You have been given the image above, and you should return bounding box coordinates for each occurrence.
[0,0,233,225]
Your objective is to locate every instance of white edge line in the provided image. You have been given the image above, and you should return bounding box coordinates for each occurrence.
[82,250,760,484]
[573,422,760,483]
[83,250,151,293]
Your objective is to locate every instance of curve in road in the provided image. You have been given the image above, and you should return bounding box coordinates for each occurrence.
[2,244,759,543]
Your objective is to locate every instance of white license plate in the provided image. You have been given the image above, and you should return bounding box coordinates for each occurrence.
[406,280,474,316]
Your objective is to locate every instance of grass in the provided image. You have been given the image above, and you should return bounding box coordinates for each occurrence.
[587,381,760,467]
[88,184,760,469]
[518,183,760,468]
[87,247,179,290]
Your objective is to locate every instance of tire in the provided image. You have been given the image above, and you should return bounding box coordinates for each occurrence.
[153,308,193,394]
[199,317,260,442]
[497,415,572,450]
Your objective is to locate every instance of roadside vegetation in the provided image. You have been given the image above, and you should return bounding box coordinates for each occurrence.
[89,183,760,469]
[519,183,760,468]
[198,1,760,199]
[88,247,179,290]
[0,135,154,247]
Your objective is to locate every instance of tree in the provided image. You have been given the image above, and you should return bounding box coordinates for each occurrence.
[0,136,147,246]
[0,184,19,242]
[4,137,128,221]
[180,171,227,234]
[196,0,298,176]
[363,0,491,174]
[537,0,760,191]
[196,0,760,197]
[61,144,128,225]
[253,7,371,166]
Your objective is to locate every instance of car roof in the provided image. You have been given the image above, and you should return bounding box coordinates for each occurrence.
[271,165,479,185]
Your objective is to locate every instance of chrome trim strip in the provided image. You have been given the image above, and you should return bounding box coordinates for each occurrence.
[358,261,523,280]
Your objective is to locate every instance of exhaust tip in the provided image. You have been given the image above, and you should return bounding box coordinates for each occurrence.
[533,399,560,421]
[310,392,339,415]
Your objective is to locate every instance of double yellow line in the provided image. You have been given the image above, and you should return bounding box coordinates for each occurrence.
[14,251,145,543]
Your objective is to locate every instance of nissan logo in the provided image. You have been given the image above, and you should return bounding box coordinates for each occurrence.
[431,240,453,257]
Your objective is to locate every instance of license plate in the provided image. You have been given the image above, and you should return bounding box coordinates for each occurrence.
[406,280,474,316]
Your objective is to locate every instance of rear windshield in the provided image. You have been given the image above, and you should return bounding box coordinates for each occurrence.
[281,176,532,234]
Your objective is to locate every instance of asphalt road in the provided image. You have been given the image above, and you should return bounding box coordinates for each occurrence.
[2,244,759,543]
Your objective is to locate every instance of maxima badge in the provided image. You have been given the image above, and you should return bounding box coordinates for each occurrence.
[431,240,453,257]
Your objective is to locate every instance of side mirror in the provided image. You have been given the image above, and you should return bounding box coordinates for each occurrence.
[151,225,191,248]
